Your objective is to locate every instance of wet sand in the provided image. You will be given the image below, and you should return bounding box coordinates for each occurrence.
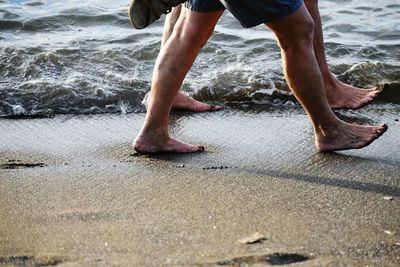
[0,108,399,266]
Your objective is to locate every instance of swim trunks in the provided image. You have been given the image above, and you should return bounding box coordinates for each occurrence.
[185,0,303,28]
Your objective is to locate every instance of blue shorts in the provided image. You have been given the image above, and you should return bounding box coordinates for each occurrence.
[184,0,303,28]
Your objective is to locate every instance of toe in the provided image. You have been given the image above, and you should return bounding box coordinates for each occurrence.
[370,90,380,97]
[379,124,388,134]
[372,124,388,137]
[196,145,205,152]
[179,143,204,153]
[209,105,223,111]
[185,145,204,153]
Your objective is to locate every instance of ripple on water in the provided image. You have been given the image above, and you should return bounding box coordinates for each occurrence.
[24,1,45,7]
[0,19,22,29]
[337,10,357,15]
[354,6,374,11]
[386,4,400,9]
[22,14,127,31]
[0,9,21,19]
[324,24,357,33]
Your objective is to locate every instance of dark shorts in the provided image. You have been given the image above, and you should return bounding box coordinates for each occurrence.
[184,0,303,28]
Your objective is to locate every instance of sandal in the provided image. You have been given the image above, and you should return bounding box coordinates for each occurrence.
[128,0,186,29]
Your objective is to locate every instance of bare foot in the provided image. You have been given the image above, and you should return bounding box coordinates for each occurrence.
[316,122,388,152]
[326,79,383,110]
[133,134,204,154]
[143,91,223,112]
[171,91,223,112]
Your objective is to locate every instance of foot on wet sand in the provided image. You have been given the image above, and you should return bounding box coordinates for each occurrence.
[133,135,204,154]
[316,123,388,152]
[326,80,383,110]
[143,91,223,112]
[171,91,223,112]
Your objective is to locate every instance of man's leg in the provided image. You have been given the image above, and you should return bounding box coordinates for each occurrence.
[266,3,386,152]
[134,8,224,153]
[304,0,381,109]
[161,5,182,47]
[162,0,379,112]
[146,6,223,112]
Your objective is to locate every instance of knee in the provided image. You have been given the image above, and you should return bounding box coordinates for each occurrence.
[277,17,315,51]
[173,22,212,50]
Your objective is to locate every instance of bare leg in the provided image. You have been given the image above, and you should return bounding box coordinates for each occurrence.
[266,4,387,152]
[134,5,387,154]
[161,5,181,47]
[150,6,223,113]
[133,9,223,154]
[304,0,382,109]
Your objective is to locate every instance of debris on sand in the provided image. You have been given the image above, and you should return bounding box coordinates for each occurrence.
[238,232,266,244]
[203,165,228,170]
[176,164,185,168]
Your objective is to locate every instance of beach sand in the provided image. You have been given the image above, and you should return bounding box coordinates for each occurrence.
[0,108,399,266]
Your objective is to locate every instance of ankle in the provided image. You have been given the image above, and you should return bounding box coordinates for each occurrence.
[315,120,343,139]
[137,126,169,141]
[322,72,337,88]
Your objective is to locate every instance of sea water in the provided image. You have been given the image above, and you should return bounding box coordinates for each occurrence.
[0,0,399,116]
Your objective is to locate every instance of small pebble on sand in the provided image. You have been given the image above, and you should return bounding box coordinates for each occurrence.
[238,232,266,244]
